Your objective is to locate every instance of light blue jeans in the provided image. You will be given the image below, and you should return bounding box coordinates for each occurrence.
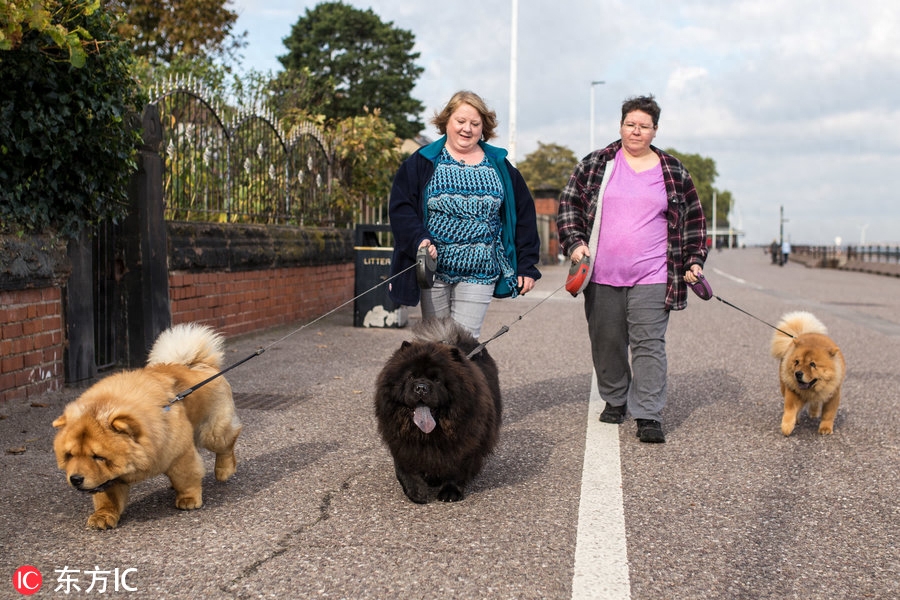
[420,280,494,338]
[583,283,669,421]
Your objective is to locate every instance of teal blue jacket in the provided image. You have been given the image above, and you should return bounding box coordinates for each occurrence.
[388,136,541,306]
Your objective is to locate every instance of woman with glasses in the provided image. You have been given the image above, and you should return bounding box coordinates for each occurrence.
[557,95,707,443]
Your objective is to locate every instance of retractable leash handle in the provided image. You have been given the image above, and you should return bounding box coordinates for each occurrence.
[416,246,437,289]
[687,273,714,301]
[566,256,591,297]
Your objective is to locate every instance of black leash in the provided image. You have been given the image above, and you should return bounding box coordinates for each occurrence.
[466,280,569,358]
[167,350,263,406]
[465,271,796,362]
[689,274,794,338]
[713,295,795,338]
[168,262,419,405]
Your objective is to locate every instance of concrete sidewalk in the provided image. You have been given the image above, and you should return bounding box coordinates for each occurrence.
[3,252,899,599]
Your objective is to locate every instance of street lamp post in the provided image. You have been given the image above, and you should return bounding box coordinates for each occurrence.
[589,80,605,151]
[508,0,518,163]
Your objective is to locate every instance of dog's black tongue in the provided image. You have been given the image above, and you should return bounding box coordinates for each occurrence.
[413,404,436,434]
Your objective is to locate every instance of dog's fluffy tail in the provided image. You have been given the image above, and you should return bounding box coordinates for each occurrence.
[413,317,476,346]
[147,323,225,370]
[770,311,827,359]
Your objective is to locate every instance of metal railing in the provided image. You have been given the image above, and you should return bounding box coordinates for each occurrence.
[151,82,348,227]
[846,245,900,264]
[793,244,900,268]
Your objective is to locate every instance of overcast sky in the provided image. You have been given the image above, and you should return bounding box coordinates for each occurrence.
[230,0,899,246]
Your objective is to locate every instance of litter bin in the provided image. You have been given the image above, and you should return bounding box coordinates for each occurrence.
[353,224,408,328]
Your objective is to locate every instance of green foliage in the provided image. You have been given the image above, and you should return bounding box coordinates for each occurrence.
[664,148,732,227]
[517,141,579,192]
[331,107,402,214]
[269,67,329,127]
[0,2,144,237]
[0,0,101,67]
[278,1,424,140]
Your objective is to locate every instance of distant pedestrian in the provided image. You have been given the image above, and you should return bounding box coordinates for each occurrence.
[770,239,779,264]
[780,240,791,266]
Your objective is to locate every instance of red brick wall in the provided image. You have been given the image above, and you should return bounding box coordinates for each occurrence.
[0,265,354,403]
[0,287,65,402]
[169,264,355,337]
[534,195,560,261]
[533,197,558,216]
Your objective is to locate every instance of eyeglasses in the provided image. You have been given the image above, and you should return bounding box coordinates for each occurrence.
[622,122,655,133]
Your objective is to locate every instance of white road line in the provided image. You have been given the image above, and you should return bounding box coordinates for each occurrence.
[711,266,763,289]
[571,372,631,599]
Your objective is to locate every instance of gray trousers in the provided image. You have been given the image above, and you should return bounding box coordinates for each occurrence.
[420,280,494,339]
[583,283,669,421]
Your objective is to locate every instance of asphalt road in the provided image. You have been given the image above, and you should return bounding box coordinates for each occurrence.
[1,247,898,599]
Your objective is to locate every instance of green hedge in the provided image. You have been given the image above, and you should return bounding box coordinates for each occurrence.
[0,5,144,238]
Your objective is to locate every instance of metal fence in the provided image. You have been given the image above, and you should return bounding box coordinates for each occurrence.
[793,244,900,267]
[151,81,348,227]
[846,245,900,264]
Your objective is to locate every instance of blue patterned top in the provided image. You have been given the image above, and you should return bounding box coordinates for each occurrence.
[424,148,515,285]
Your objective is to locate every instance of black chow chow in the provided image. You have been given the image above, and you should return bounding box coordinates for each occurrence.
[374,318,502,503]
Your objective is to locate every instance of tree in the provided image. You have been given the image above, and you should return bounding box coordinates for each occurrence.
[331,108,402,217]
[517,142,579,192]
[109,0,246,65]
[278,1,424,140]
[664,148,732,231]
[0,1,143,237]
[268,67,330,126]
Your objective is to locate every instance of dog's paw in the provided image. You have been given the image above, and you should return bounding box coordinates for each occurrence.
[175,494,203,510]
[214,453,237,481]
[401,486,429,504]
[818,423,834,435]
[437,484,464,502]
[780,420,796,436]
[87,511,120,530]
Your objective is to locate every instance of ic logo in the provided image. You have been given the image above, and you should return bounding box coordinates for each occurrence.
[13,566,42,595]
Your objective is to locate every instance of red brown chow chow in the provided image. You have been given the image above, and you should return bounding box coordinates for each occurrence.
[770,311,845,436]
[52,323,241,529]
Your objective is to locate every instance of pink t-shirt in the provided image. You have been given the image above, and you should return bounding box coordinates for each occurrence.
[592,150,668,286]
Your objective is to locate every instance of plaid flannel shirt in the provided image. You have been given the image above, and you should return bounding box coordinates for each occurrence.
[557,140,708,310]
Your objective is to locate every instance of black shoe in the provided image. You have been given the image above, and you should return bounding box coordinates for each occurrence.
[635,419,665,443]
[599,402,627,424]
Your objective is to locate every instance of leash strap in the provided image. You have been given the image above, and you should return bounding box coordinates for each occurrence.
[714,295,795,338]
[168,349,264,405]
[466,280,569,359]
[466,325,509,359]
[168,262,419,405]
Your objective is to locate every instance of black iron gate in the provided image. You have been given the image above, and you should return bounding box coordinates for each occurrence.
[91,221,119,371]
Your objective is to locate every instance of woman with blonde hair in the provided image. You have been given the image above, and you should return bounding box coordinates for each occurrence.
[388,90,541,338]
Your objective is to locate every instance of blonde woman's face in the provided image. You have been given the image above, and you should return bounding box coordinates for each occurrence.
[445,103,484,155]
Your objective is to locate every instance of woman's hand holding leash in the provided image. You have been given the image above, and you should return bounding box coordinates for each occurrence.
[684,264,703,285]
